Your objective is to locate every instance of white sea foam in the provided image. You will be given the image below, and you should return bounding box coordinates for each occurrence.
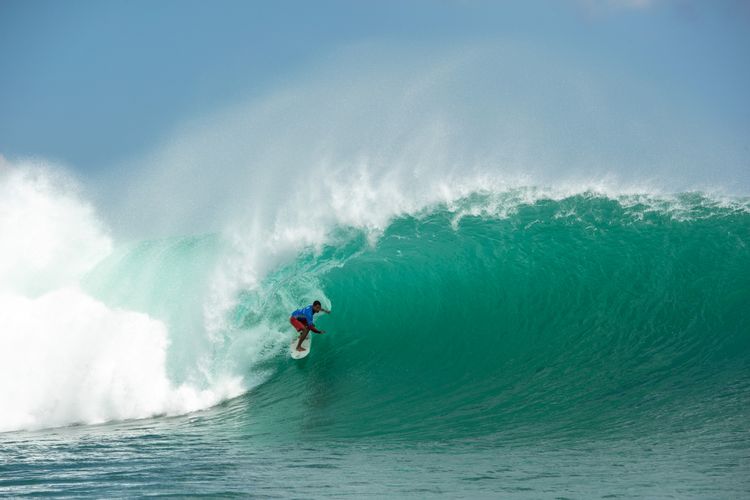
[0,287,242,432]
[0,162,244,432]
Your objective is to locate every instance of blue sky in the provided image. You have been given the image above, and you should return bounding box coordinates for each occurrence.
[1,0,749,190]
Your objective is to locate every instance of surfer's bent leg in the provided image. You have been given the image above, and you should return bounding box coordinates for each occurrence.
[289,317,309,351]
[296,327,309,351]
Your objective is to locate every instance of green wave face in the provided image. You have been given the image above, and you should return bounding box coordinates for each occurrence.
[243,194,750,443]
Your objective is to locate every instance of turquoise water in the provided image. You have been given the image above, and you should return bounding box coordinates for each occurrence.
[2,192,749,497]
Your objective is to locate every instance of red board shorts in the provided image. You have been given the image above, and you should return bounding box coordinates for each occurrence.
[290,317,308,332]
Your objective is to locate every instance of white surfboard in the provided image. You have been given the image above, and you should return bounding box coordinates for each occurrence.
[290,335,312,359]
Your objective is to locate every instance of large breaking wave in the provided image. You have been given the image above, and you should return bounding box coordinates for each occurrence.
[2,159,748,439]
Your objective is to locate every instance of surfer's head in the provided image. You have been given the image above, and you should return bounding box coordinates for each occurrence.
[313,300,322,313]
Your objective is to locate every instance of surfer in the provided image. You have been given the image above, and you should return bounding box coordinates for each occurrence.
[290,300,330,352]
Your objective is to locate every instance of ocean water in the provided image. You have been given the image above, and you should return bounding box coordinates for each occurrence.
[1,163,748,497]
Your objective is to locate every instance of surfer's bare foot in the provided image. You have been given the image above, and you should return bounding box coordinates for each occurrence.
[296,346,306,352]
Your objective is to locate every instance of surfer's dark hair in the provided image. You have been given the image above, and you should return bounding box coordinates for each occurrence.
[313,300,321,307]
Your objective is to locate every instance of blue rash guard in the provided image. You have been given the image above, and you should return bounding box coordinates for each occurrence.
[290,305,321,332]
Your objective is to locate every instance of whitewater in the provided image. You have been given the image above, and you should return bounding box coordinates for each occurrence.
[2,45,749,497]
